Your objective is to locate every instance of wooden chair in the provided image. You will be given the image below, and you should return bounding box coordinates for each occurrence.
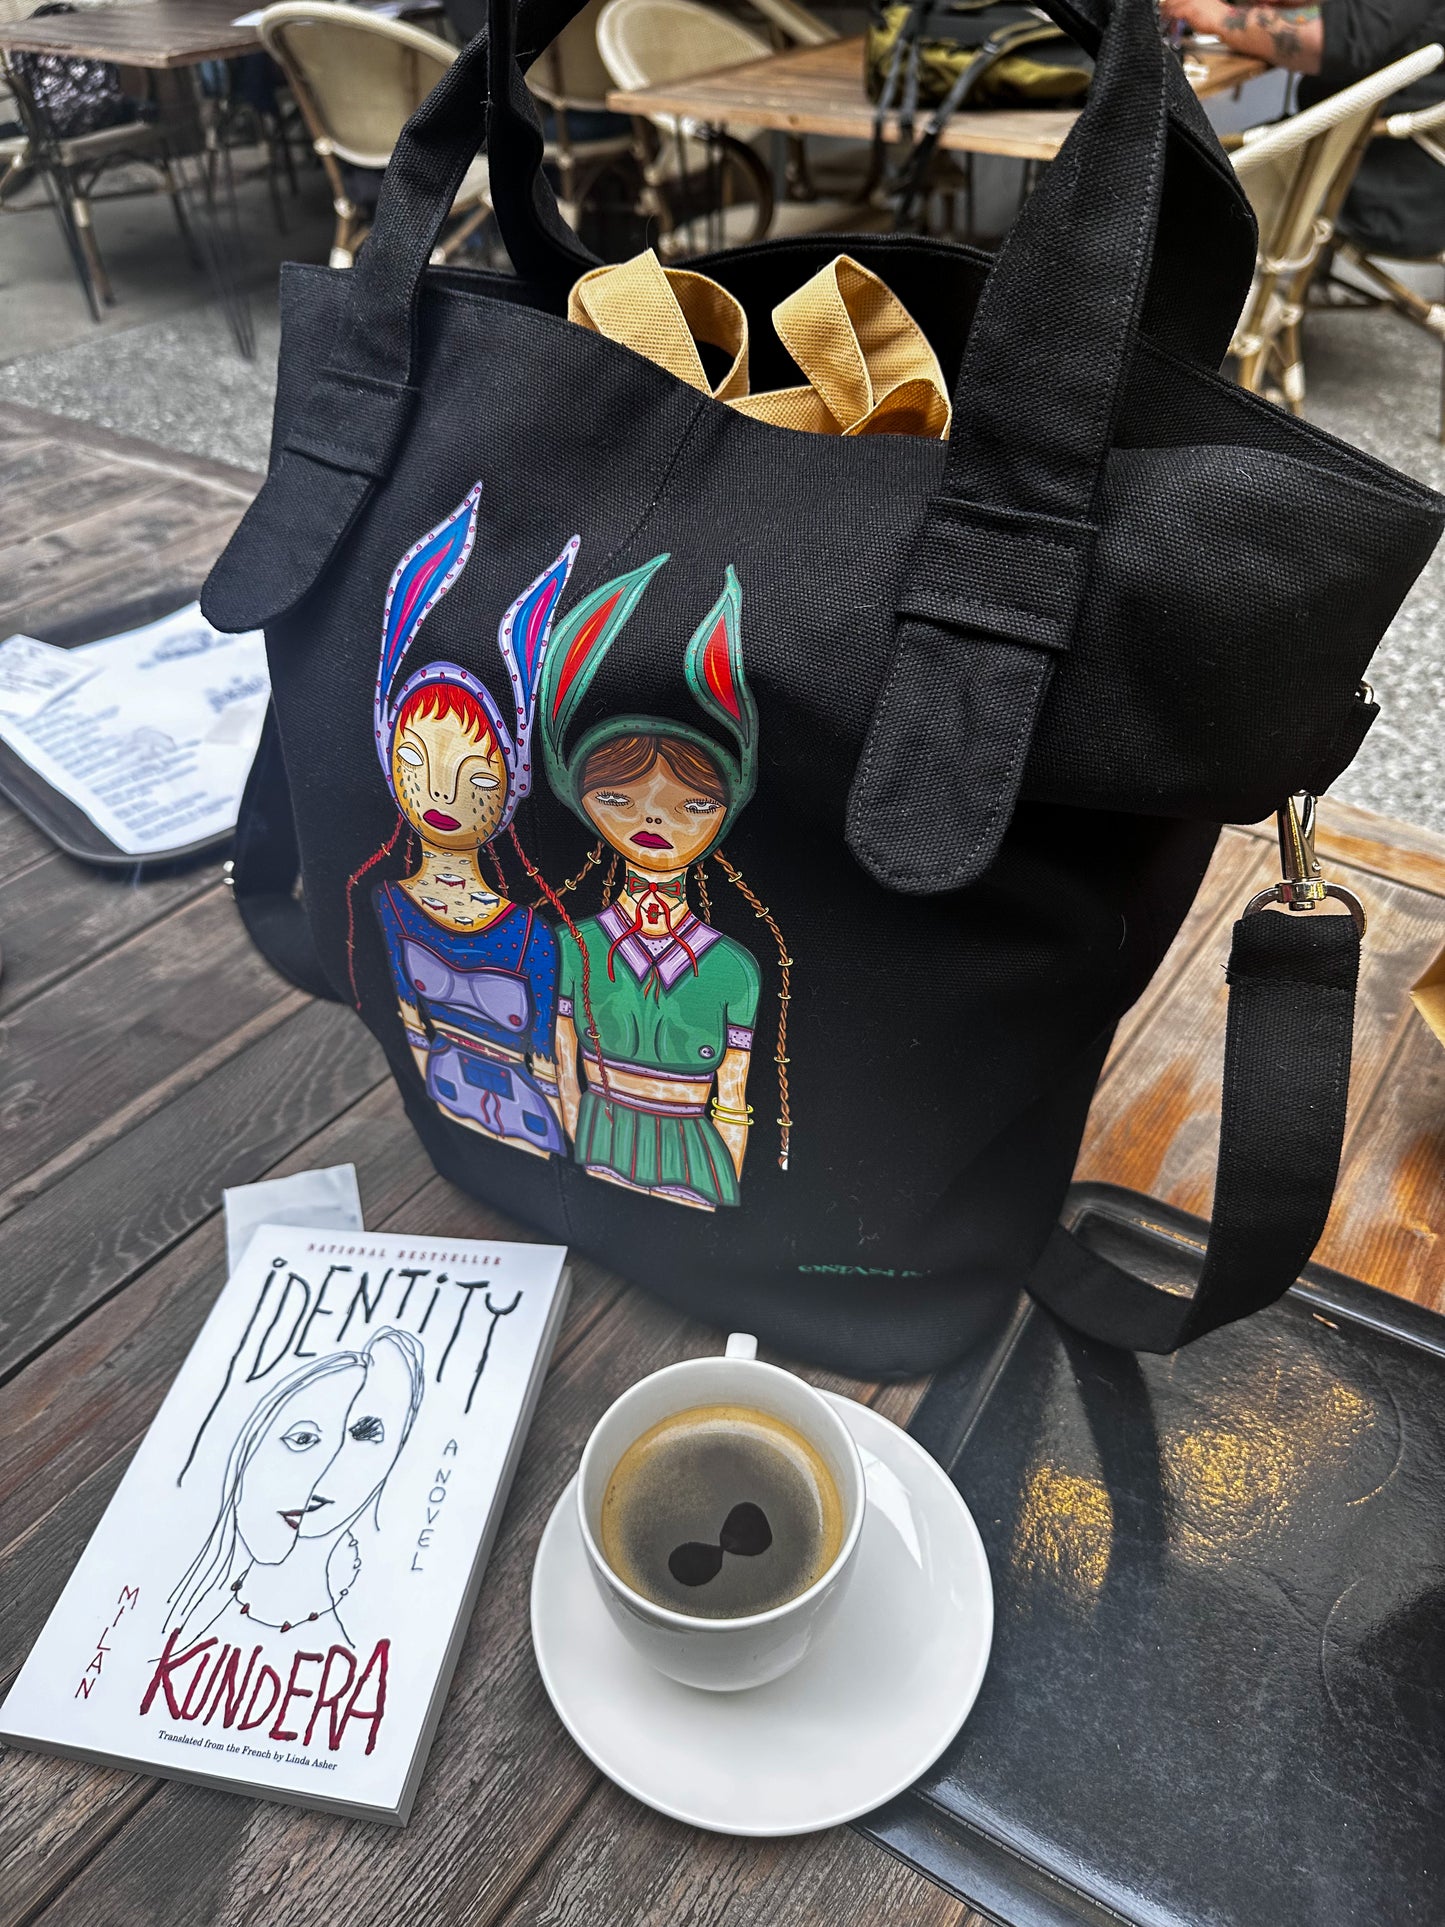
[596,0,777,256]
[1329,94,1445,439]
[0,43,195,320]
[528,0,636,238]
[256,1,490,267]
[1228,43,1444,414]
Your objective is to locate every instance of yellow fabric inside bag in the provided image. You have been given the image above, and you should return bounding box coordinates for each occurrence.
[568,249,951,440]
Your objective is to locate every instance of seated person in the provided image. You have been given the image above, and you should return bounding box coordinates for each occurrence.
[1160,0,1445,257]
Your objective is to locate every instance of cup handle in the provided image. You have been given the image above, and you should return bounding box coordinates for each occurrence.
[725,1332,758,1361]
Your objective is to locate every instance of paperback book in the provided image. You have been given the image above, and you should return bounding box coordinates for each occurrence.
[0,1225,569,1824]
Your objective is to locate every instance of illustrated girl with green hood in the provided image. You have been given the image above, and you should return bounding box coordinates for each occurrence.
[538,558,791,1212]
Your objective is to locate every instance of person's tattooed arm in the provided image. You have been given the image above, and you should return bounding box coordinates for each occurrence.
[1158,0,1324,72]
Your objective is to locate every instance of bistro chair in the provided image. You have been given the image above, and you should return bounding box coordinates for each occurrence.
[1328,94,1445,439]
[528,0,636,240]
[596,0,776,255]
[0,2,204,321]
[256,1,490,266]
[1227,43,1444,414]
[743,0,837,47]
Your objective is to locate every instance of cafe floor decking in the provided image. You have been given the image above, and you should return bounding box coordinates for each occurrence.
[0,398,1442,1925]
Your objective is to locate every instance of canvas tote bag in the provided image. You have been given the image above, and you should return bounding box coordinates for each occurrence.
[202,0,1444,1377]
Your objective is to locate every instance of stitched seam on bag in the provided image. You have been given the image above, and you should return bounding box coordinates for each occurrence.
[1226,974,1352,996]
[855,647,1051,887]
[941,653,1050,881]
[924,518,1090,558]
[593,394,710,575]
[895,596,1075,640]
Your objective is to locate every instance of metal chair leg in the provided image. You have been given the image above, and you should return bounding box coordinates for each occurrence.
[66,174,115,308]
[38,159,102,321]
[160,152,202,268]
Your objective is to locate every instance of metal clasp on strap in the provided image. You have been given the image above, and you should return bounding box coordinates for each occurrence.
[1244,793,1367,933]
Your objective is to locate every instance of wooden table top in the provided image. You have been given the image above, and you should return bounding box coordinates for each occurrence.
[0,398,1441,1925]
[0,0,262,70]
[0,0,444,71]
[606,35,1267,163]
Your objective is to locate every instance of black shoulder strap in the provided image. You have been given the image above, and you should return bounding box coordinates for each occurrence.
[1029,907,1361,1349]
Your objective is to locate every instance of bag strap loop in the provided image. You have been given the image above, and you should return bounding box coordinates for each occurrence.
[848,0,1192,895]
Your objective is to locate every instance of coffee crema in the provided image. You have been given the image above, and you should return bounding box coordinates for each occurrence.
[598,1402,845,1619]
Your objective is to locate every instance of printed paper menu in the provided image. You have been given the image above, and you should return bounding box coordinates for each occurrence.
[0,604,268,856]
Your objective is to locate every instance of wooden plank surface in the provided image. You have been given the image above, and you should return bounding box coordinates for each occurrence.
[0,0,260,70]
[0,403,1439,1927]
[606,36,1266,162]
[0,0,447,68]
[1076,810,1445,1307]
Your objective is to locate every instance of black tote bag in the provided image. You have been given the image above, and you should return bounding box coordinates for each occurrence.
[202,0,1443,1377]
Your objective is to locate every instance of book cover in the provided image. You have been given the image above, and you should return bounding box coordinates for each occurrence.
[0,1225,569,1824]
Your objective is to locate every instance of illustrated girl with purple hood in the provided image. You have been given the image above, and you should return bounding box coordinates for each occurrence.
[363,482,578,1158]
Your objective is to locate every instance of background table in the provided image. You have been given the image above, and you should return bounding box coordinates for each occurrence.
[0,0,276,355]
[0,400,1441,1925]
[606,35,1266,164]
[0,0,261,66]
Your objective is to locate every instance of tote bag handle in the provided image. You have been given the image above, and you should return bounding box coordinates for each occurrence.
[210,0,1255,886]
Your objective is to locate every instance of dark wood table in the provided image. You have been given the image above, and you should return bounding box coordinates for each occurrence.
[0,399,1441,1926]
[606,35,1268,165]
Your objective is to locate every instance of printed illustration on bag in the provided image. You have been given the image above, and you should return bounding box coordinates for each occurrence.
[361,482,579,1157]
[539,557,793,1211]
[166,1328,425,1645]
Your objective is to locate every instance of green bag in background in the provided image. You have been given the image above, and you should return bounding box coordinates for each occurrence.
[866,0,1093,111]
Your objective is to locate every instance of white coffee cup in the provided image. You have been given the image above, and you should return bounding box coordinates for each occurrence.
[575,1333,866,1692]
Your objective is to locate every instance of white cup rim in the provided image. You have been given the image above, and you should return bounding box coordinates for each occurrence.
[576,1354,866,1635]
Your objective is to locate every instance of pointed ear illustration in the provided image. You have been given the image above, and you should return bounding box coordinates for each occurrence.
[542,552,670,759]
[498,534,580,755]
[374,482,482,752]
[684,567,756,798]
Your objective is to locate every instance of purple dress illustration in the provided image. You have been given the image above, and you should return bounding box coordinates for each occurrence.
[362,482,578,1159]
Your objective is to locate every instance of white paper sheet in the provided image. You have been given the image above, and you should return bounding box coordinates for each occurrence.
[224,1166,366,1276]
[233,0,412,19]
[0,604,268,856]
[0,634,97,720]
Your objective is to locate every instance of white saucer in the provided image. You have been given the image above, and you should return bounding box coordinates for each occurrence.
[529,1393,993,1836]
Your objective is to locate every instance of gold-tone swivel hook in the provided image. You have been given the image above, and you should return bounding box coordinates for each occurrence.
[1244,794,1366,933]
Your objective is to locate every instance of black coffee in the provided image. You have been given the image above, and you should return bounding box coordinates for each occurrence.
[599,1403,844,1619]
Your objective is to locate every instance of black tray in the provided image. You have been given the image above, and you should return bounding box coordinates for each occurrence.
[2,586,232,870]
[859,1182,1445,1927]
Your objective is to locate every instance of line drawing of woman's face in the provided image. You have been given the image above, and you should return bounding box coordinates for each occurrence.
[583,748,725,876]
[234,1345,415,1568]
[392,706,509,851]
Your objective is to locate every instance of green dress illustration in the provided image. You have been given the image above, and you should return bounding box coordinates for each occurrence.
[558,898,760,1208]
[538,558,789,1211]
